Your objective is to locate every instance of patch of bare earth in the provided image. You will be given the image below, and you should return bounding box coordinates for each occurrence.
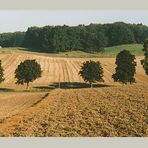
[0,84,147,137]
[0,92,47,120]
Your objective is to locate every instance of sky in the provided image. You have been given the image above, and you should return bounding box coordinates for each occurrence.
[0,10,148,33]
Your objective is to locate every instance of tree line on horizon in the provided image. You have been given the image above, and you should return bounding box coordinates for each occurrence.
[0,22,148,53]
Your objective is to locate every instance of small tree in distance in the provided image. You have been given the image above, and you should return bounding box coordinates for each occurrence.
[141,39,148,75]
[112,50,137,84]
[143,38,148,52]
[0,60,4,83]
[79,60,104,88]
[15,59,42,89]
[141,51,148,75]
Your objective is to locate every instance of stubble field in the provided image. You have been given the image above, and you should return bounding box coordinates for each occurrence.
[0,52,147,88]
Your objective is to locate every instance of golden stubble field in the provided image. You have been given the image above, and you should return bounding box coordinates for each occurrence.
[0,52,147,88]
[0,52,147,137]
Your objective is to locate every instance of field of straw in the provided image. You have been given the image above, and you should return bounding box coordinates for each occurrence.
[0,53,147,88]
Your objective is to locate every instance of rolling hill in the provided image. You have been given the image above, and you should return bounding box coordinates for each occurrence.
[0,50,147,91]
[0,43,147,137]
[0,44,144,58]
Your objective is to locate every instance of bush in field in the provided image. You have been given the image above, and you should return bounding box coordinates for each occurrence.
[79,60,104,88]
[112,50,137,84]
[15,59,42,89]
[0,60,4,83]
[141,39,148,75]
[141,52,148,75]
[143,38,148,52]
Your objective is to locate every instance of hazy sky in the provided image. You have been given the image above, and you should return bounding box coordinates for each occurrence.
[0,10,148,33]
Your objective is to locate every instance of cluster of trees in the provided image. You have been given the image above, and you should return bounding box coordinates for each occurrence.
[23,25,107,53]
[0,49,147,89]
[80,48,148,87]
[0,32,25,47]
[1,22,148,53]
[80,50,137,87]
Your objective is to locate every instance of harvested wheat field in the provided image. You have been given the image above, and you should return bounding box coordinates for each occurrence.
[0,53,148,90]
[0,84,147,137]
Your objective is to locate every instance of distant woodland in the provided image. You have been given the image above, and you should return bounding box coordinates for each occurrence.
[0,22,148,52]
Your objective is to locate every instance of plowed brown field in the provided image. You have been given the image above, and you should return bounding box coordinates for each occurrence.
[0,84,147,137]
[0,92,47,120]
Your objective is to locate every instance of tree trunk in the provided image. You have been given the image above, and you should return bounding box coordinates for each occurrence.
[90,83,93,88]
[26,83,29,89]
[59,82,60,88]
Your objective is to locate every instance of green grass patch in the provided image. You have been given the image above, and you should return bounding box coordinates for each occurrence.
[102,44,144,57]
[0,44,144,58]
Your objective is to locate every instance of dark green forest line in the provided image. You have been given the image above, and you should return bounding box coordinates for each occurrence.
[0,22,148,53]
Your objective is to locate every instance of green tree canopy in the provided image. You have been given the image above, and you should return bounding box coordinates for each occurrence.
[141,39,148,75]
[106,22,135,46]
[143,38,148,52]
[131,24,148,43]
[79,60,104,88]
[141,52,148,75]
[0,32,25,47]
[15,59,42,89]
[112,50,137,84]
[0,60,4,83]
[1,22,148,53]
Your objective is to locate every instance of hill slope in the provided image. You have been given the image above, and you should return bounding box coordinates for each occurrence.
[0,51,147,91]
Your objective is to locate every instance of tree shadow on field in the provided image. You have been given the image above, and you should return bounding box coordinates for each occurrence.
[0,88,14,92]
[34,82,111,90]
[33,85,56,91]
